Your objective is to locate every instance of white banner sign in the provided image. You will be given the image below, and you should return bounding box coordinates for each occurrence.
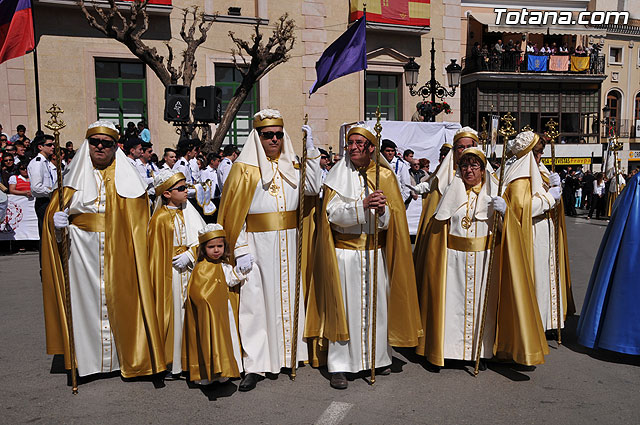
[0,194,39,240]
[359,120,461,235]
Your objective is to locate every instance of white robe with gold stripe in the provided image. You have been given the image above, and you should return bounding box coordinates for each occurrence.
[67,169,118,377]
[325,171,392,374]
[234,155,321,374]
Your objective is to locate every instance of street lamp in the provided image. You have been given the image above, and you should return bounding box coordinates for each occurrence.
[403,38,461,122]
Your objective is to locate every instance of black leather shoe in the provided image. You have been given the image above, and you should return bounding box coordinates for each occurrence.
[164,371,181,381]
[377,367,391,376]
[330,372,348,389]
[478,360,487,371]
[239,373,260,392]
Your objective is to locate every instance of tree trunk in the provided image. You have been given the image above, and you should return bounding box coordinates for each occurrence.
[208,86,250,152]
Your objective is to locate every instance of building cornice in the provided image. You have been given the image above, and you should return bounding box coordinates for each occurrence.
[203,14,269,26]
[35,0,172,15]
[462,72,607,84]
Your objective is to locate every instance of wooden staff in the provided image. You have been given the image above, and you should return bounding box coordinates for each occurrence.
[474,112,517,376]
[544,119,562,345]
[370,108,382,385]
[291,114,309,380]
[44,104,78,394]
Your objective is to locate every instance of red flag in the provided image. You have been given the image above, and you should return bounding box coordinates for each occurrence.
[0,0,35,64]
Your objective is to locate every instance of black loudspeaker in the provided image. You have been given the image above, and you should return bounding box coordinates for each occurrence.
[164,85,190,122]
[193,86,222,123]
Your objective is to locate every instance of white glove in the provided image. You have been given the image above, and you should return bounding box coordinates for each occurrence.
[172,251,192,270]
[549,172,561,187]
[302,124,315,151]
[187,188,196,198]
[53,209,69,229]
[549,186,562,201]
[236,254,254,274]
[489,196,507,215]
[405,181,430,195]
[229,266,247,286]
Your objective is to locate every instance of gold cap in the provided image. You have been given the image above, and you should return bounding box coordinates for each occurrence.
[198,229,226,244]
[253,117,284,129]
[86,126,120,142]
[453,131,480,145]
[459,147,487,166]
[156,172,186,194]
[346,126,377,146]
[515,133,540,159]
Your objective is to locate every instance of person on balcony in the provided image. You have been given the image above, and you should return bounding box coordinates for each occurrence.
[559,43,569,55]
[471,42,482,71]
[481,44,489,70]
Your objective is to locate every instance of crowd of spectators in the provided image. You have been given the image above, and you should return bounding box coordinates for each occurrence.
[468,38,603,73]
[559,166,638,220]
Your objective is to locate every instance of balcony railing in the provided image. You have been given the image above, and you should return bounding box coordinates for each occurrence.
[602,119,631,138]
[462,52,605,75]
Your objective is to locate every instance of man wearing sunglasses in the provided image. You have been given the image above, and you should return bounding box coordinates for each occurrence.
[40,120,166,381]
[27,135,57,239]
[217,108,321,391]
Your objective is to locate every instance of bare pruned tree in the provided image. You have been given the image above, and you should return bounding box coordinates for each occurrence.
[211,14,295,151]
[79,0,295,151]
[78,0,211,87]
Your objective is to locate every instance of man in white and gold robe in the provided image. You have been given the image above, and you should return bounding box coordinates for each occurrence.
[306,123,422,389]
[217,109,321,391]
[41,121,165,379]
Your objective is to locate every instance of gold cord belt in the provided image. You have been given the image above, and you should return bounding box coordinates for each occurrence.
[246,211,298,232]
[447,233,493,252]
[69,213,105,233]
[333,231,387,251]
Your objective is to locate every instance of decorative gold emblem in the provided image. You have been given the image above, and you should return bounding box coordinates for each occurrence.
[461,215,472,229]
[268,181,279,196]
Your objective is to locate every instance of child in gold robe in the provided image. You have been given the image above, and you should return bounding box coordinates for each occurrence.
[182,224,246,385]
[149,169,206,379]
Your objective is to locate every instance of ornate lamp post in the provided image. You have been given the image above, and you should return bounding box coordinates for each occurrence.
[403,38,462,122]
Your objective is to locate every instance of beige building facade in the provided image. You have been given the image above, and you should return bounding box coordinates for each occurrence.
[457,0,640,172]
[1,0,467,156]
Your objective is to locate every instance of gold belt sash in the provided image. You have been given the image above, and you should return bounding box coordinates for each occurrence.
[447,233,493,252]
[69,213,105,233]
[246,211,297,232]
[333,231,387,251]
[174,245,188,256]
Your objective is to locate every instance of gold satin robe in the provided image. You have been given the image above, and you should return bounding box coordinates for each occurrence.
[41,162,166,378]
[494,178,549,365]
[182,260,243,381]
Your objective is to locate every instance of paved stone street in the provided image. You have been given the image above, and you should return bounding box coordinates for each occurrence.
[1,213,639,424]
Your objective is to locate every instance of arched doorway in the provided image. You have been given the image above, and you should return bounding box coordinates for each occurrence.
[606,90,622,136]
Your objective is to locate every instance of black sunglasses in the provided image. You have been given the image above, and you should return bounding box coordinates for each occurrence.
[259,131,284,140]
[88,137,115,148]
[321,156,330,160]
[171,185,188,192]
[43,143,55,147]
[3,158,14,162]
